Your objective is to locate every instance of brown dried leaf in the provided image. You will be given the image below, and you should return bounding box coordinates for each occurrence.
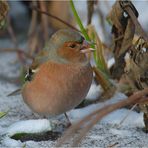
[107,0,138,79]
[93,66,111,91]
[107,1,125,34]
[120,1,148,42]
[110,1,137,57]
[122,36,148,130]
[0,0,9,22]
[124,37,148,90]
[119,19,135,56]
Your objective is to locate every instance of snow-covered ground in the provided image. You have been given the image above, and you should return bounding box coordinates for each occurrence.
[0,1,148,147]
[0,48,148,147]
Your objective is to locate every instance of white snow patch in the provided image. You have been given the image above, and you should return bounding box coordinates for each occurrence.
[88,135,104,140]
[5,119,52,137]
[101,109,144,128]
[69,92,127,121]
[86,84,103,100]
[68,103,101,121]
[108,58,115,68]
[2,136,23,147]
[110,128,132,137]
[69,92,144,128]
[124,52,130,61]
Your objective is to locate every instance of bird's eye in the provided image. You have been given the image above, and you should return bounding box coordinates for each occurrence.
[69,43,76,48]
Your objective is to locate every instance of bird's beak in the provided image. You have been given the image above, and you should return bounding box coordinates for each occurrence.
[80,40,95,54]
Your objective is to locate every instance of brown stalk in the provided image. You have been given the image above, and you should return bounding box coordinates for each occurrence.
[87,0,95,25]
[97,4,106,38]
[7,17,18,48]
[28,1,38,37]
[93,66,111,91]
[39,1,49,42]
[71,95,148,147]
[6,18,28,65]
[30,6,80,33]
[116,103,138,128]
[27,1,39,56]
[56,88,148,146]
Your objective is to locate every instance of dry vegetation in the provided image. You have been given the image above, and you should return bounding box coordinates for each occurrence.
[0,0,148,146]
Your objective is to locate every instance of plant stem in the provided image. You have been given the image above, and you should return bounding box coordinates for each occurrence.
[70,0,112,89]
[70,0,98,64]
[70,0,90,41]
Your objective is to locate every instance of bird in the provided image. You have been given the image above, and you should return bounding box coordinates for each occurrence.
[21,29,93,117]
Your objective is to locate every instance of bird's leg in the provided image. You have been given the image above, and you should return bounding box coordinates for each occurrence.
[64,113,72,128]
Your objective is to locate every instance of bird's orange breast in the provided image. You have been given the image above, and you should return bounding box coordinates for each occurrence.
[22,61,93,116]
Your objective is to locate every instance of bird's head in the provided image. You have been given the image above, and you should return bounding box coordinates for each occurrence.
[45,29,93,64]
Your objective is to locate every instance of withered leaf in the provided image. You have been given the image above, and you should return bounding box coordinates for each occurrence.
[0,0,9,28]
[107,0,138,79]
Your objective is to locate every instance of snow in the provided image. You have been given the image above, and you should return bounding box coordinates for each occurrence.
[2,137,23,147]
[86,83,102,100]
[0,1,148,147]
[110,128,133,137]
[107,57,115,68]
[5,119,52,137]
[101,109,144,127]
[68,92,128,123]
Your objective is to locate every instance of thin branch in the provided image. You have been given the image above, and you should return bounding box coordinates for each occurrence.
[39,1,49,42]
[116,103,138,128]
[30,6,80,33]
[72,97,147,146]
[28,1,38,37]
[56,88,148,146]
[7,17,18,48]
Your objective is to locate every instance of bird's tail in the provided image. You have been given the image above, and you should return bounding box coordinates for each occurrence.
[7,88,21,97]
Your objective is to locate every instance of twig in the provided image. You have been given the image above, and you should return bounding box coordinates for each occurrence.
[7,17,18,48]
[107,142,119,148]
[116,103,138,128]
[56,88,148,146]
[30,6,80,33]
[28,1,38,37]
[27,1,39,57]
[71,99,142,146]
[39,1,49,42]
[97,5,106,39]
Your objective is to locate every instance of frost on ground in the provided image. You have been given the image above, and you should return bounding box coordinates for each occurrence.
[1,1,148,147]
[5,119,52,137]
[0,45,148,147]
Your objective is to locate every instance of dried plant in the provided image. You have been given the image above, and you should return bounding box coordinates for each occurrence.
[56,0,148,146]
[0,0,9,29]
[57,88,148,147]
